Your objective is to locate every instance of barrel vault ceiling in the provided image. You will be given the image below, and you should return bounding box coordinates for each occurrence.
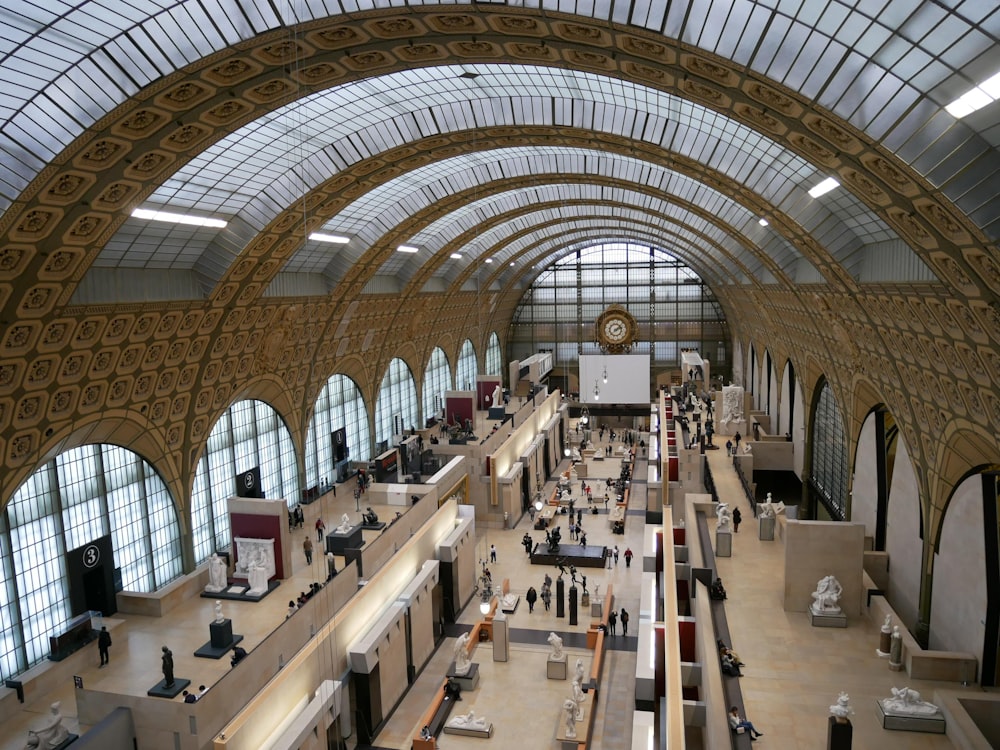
[0,1,998,524]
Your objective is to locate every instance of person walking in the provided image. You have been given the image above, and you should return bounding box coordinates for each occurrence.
[315,517,326,542]
[624,547,633,568]
[522,533,533,556]
[97,625,112,667]
[490,544,497,563]
[732,507,742,533]
[620,608,630,635]
[579,532,587,546]
[613,545,620,565]
[608,609,618,636]
[303,536,313,565]
[541,584,552,611]
[526,586,538,613]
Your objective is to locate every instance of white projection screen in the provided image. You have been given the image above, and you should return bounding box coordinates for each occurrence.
[579,354,651,404]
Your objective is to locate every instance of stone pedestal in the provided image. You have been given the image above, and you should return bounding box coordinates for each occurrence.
[568,586,578,626]
[716,529,732,557]
[758,516,775,541]
[810,607,847,628]
[493,616,509,662]
[877,630,892,657]
[547,655,567,680]
[876,701,946,733]
[325,526,363,555]
[889,634,903,671]
[581,592,590,608]
[591,601,603,617]
[446,662,480,691]
[827,716,852,750]
[194,619,243,659]
[556,578,565,618]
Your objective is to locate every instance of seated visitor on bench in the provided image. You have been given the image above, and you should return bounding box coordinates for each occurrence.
[230,645,247,667]
[420,725,432,740]
[709,577,728,600]
[728,706,763,739]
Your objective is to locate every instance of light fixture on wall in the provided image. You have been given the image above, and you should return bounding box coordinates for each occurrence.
[593,380,600,400]
[602,364,608,384]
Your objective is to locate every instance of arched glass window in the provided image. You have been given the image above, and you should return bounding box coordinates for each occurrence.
[191,400,299,563]
[485,332,502,376]
[306,374,371,484]
[422,347,451,424]
[456,340,477,390]
[375,358,418,448]
[1,445,180,680]
[809,380,849,520]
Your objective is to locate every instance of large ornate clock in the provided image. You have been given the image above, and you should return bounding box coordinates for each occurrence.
[595,305,639,353]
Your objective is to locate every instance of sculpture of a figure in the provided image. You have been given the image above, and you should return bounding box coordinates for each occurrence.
[563,699,578,738]
[571,679,586,720]
[448,710,488,730]
[335,513,352,534]
[716,503,733,533]
[214,600,224,623]
[363,507,379,525]
[453,632,472,676]
[23,702,69,750]
[206,553,227,592]
[882,687,940,715]
[575,658,585,684]
[501,591,518,609]
[548,631,564,661]
[830,692,854,720]
[759,493,775,518]
[247,563,268,595]
[161,646,174,687]
[810,575,844,614]
[882,615,892,632]
[491,384,501,406]
[721,385,744,425]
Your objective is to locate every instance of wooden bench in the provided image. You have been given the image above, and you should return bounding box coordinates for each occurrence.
[412,679,454,750]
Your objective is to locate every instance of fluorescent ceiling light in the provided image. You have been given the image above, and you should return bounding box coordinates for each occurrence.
[309,232,350,244]
[397,245,419,253]
[946,71,1000,118]
[131,208,226,228]
[758,218,769,227]
[808,177,840,198]
[450,253,462,259]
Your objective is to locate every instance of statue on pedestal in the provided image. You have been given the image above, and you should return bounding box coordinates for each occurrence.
[335,513,352,534]
[161,646,174,687]
[23,702,69,750]
[206,553,227,592]
[547,631,564,661]
[214,600,224,623]
[363,507,379,525]
[563,699,578,738]
[716,503,733,533]
[570,678,585,720]
[491,384,501,406]
[248,564,268,595]
[447,709,489,730]
[575,658,585,683]
[810,575,843,615]
[453,632,472,676]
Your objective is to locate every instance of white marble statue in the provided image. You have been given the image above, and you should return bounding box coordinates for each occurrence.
[563,699,578,738]
[214,600,224,623]
[574,658,585,684]
[882,615,892,632]
[206,553,227,592]
[721,385,744,425]
[491,384,501,406]
[810,575,844,614]
[447,709,489,730]
[24,702,69,749]
[881,687,940,715]
[233,537,276,581]
[335,513,352,534]
[830,691,854,720]
[247,563,269,595]
[453,632,472,676]
[759,493,775,519]
[716,503,733,533]
[571,678,586,720]
[501,591,518,609]
[548,631,564,661]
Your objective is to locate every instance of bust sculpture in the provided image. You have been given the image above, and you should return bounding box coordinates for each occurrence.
[881,687,940,715]
[453,632,472,676]
[882,614,892,632]
[830,691,854,720]
[563,699,578,738]
[810,575,843,614]
[23,702,69,750]
[548,631,564,661]
[447,709,488,730]
[206,553,227,592]
[335,513,352,534]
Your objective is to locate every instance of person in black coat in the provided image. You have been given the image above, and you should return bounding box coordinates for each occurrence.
[97,626,112,667]
[526,586,538,613]
[732,507,742,533]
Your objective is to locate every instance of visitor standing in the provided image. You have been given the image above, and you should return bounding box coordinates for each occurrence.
[613,545,620,565]
[608,609,618,635]
[315,517,326,542]
[624,547,633,568]
[620,608,630,635]
[732,507,742,533]
[97,625,112,667]
[303,536,313,565]
[490,544,497,563]
[526,586,538,613]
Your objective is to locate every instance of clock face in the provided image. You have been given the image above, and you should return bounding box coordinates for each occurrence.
[604,317,627,343]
